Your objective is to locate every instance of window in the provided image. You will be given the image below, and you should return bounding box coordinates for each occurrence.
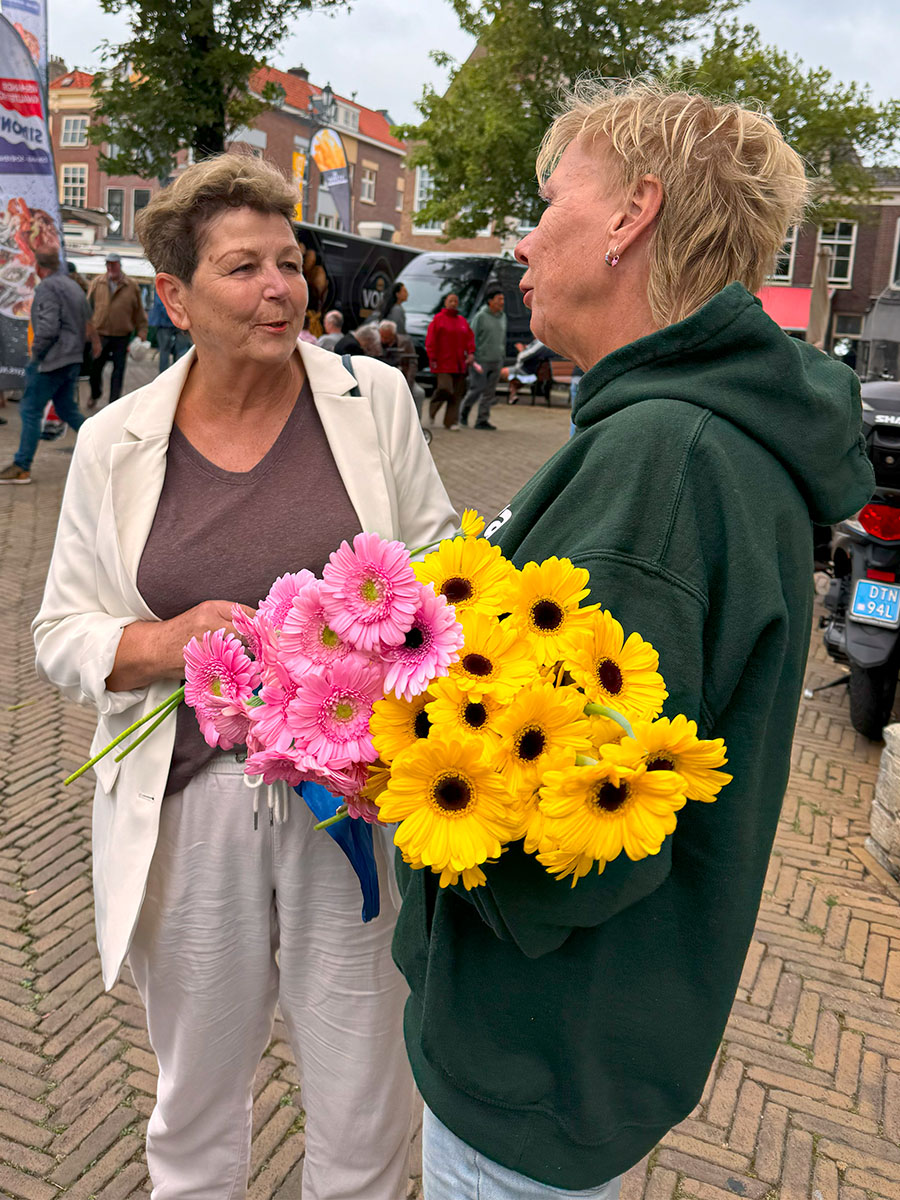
[316,212,337,229]
[336,104,359,132]
[890,217,900,289]
[106,187,124,235]
[832,314,863,369]
[61,116,88,146]
[395,183,404,213]
[818,221,858,285]
[61,164,87,207]
[360,167,376,204]
[132,188,151,236]
[767,226,797,283]
[413,166,441,234]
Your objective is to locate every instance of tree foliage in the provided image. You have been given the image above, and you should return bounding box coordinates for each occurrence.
[90,0,348,180]
[400,0,900,238]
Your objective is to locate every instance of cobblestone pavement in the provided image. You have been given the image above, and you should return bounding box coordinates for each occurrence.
[1,367,899,1199]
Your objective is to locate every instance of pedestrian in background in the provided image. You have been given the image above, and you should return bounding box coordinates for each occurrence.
[425,292,474,431]
[317,309,344,350]
[148,291,191,374]
[377,281,408,334]
[334,323,382,358]
[378,319,400,367]
[460,288,506,430]
[87,251,148,406]
[0,249,100,484]
[67,261,89,293]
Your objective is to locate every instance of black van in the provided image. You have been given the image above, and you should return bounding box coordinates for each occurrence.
[394,252,531,372]
[292,222,421,337]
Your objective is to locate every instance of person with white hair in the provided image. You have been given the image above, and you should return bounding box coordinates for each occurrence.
[317,308,344,351]
[334,323,383,358]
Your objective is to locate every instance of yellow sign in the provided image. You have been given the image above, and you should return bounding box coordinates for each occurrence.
[292,151,306,221]
[310,128,347,173]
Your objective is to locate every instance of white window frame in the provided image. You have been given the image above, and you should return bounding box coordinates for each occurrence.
[60,115,89,147]
[395,183,404,213]
[890,216,900,289]
[412,165,441,234]
[360,167,377,205]
[817,220,858,287]
[766,225,798,285]
[60,163,88,207]
[336,104,359,132]
[105,186,125,235]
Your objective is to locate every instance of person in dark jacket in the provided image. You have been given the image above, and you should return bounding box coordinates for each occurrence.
[148,291,192,373]
[393,78,875,1199]
[0,250,100,484]
[425,293,475,430]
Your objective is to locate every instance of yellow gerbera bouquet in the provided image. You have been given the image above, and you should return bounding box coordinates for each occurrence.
[371,509,732,889]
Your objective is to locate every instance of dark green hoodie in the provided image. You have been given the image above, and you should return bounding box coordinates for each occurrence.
[393,283,874,1189]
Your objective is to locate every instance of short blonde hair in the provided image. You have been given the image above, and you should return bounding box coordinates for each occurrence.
[536,79,811,325]
[136,153,299,282]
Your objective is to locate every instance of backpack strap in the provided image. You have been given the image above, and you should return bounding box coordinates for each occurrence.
[341,353,362,397]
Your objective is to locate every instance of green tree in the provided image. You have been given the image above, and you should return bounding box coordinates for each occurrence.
[401,0,900,238]
[90,0,347,180]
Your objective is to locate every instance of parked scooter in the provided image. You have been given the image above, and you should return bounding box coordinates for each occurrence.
[818,381,900,739]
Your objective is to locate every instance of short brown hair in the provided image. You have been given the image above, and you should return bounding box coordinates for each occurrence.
[536,79,811,325]
[35,249,60,272]
[136,153,299,282]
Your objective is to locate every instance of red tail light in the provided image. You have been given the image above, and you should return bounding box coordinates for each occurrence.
[867,568,897,582]
[859,503,900,541]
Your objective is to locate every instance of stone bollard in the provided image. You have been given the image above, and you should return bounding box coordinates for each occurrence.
[868,723,900,881]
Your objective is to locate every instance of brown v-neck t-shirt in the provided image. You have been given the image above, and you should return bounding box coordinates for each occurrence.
[137,380,361,795]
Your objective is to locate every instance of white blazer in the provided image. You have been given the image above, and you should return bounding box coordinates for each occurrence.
[33,341,458,989]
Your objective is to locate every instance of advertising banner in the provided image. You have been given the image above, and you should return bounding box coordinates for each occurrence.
[292,149,305,222]
[0,0,47,83]
[0,14,62,387]
[310,127,352,232]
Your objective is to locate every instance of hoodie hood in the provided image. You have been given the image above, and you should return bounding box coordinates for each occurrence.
[574,283,873,525]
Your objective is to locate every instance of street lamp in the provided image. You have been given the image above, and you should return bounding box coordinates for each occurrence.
[304,84,338,222]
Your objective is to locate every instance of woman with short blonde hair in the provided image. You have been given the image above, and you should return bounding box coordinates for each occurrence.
[35,152,457,1200]
[395,79,873,1200]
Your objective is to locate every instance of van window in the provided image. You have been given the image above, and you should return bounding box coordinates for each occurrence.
[400,257,492,319]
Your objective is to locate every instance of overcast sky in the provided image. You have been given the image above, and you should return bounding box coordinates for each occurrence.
[43,0,900,128]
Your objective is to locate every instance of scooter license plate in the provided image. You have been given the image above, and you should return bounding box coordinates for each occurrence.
[850,580,900,628]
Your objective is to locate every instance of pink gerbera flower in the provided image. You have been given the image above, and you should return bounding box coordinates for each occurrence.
[243,747,306,787]
[280,579,360,672]
[248,659,300,754]
[231,605,280,684]
[257,571,317,632]
[183,630,258,749]
[206,695,253,748]
[346,794,383,824]
[381,583,465,701]
[286,657,383,768]
[320,532,419,653]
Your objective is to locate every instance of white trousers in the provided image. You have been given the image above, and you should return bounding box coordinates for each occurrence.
[129,753,415,1200]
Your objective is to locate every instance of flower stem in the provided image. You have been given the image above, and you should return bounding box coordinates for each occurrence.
[314,804,349,831]
[583,703,634,740]
[406,535,446,559]
[63,686,185,785]
[113,696,182,762]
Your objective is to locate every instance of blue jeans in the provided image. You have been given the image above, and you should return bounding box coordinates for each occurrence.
[422,1107,622,1200]
[15,360,84,470]
[156,326,192,373]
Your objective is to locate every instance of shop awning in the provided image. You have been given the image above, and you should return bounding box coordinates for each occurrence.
[757,286,813,331]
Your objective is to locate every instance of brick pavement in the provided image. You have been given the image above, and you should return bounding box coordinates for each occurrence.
[1,370,899,1199]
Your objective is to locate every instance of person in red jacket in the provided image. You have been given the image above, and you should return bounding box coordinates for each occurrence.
[425,293,475,430]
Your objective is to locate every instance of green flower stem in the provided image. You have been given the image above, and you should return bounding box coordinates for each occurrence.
[575,754,598,767]
[314,804,349,831]
[583,702,634,740]
[406,535,446,558]
[63,686,185,786]
[113,696,182,762]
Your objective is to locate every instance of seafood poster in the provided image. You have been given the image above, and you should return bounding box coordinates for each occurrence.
[0,0,47,82]
[0,13,61,388]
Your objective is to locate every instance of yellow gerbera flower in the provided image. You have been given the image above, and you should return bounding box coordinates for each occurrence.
[426,677,504,748]
[604,715,732,803]
[492,680,592,795]
[413,536,516,617]
[378,738,519,885]
[537,747,687,885]
[361,761,391,804]
[505,557,598,666]
[370,691,432,763]
[563,609,668,722]
[519,747,578,855]
[460,508,485,538]
[449,609,538,701]
[588,712,627,754]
